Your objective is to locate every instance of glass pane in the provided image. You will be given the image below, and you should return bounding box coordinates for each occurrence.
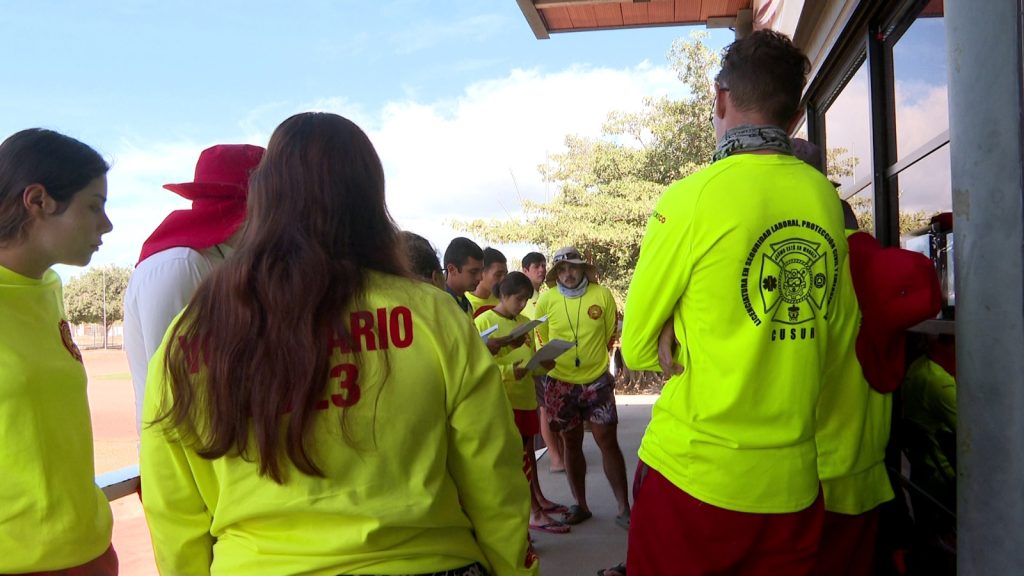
[895,144,953,310]
[892,12,948,160]
[894,143,952,236]
[824,62,873,230]
[846,183,875,236]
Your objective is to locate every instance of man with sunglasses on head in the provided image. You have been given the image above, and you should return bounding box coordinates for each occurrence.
[535,247,631,531]
[621,31,851,575]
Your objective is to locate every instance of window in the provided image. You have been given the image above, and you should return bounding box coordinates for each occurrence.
[889,6,949,242]
[824,63,874,234]
[892,15,949,160]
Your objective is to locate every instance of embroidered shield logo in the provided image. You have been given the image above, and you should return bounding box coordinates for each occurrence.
[59,320,83,363]
[588,305,603,319]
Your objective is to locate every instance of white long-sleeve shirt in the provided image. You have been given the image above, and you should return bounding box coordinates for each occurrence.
[124,245,228,434]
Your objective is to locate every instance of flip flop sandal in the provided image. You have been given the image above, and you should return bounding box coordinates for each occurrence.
[562,504,593,525]
[615,513,631,530]
[596,563,626,576]
[529,521,571,534]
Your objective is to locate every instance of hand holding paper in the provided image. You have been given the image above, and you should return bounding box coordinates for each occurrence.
[526,339,575,371]
[506,315,547,340]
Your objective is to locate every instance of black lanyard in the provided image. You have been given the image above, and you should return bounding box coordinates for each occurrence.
[563,296,583,367]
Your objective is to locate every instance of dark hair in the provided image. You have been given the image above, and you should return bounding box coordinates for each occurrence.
[494,271,534,300]
[443,236,483,270]
[0,128,109,243]
[718,30,810,127]
[401,231,441,282]
[521,251,545,269]
[482,247,507,270]
[160,112,405,483]
[841,200,859,230]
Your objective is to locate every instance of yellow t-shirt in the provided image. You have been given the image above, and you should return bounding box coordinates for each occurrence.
[142,271,537,576]
[902,355,957,484]
[622,153,851,513]
[535,283,617,384]
[0,265,113,572]
[815,231,894,515]
[475,310,541,411]
[521,287,545,350]
[465,292,498,319]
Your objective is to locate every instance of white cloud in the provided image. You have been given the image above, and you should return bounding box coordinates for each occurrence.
[369,64,687,252]
[823,69,951,215]
[71,61,690,279]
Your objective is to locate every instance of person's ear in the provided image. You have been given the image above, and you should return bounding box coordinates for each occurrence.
[715,88,728,122]
[22,184,58,217]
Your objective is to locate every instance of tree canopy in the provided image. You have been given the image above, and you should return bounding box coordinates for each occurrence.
[456,32,938,305]
[63,264,131,348]
[455,33,720,304]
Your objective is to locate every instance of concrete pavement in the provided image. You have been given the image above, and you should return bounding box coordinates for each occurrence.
[531,396,654,576]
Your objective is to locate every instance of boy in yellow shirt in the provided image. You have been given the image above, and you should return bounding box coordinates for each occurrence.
[476,272,568,535]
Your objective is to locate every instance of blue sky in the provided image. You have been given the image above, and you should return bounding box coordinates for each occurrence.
[0,0,734,278]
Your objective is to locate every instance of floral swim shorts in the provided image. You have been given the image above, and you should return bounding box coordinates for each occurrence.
[543,372,618,430]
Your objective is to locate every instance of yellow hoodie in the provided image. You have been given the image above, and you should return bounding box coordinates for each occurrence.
[0,265,113,572]
[622,153,851,513]
[142,271,537,576]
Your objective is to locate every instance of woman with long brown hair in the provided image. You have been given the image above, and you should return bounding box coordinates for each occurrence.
[140,112,536,576]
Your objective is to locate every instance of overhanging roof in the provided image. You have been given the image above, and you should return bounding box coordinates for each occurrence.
[516,0,754,39]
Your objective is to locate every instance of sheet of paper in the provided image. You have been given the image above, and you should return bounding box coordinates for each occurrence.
[479,324,499,341]
[506,315,547,340]
[526,339,576,371]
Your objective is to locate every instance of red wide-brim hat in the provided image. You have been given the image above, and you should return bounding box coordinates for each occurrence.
[137,144,264,264]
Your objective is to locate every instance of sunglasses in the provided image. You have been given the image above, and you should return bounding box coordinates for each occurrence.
[553,251,582,263]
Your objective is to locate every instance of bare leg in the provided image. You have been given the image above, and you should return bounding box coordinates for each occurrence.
[527,435,563,510]
[560,423,589,512]
[591,421,630,516]
[539,406,564,472]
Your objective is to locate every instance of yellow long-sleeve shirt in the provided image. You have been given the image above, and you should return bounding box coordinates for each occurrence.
[815,231,894,515]
[142,271,537,576]
[622,153,851,513]
[0,265,113,572]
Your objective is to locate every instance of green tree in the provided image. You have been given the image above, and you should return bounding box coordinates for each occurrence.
[454,32,719,304]
[828,147,937,235]
[63,264,132,348]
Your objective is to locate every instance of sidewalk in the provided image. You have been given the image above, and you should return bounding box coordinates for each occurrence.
[531,395,654,576]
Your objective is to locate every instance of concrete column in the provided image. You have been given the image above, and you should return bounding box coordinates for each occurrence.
[735,9,754,39]
[946,1,1024,573]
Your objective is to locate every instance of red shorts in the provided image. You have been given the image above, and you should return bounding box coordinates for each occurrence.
[627,462,824,576]
[513,408,540,437]
[811,508,880,576]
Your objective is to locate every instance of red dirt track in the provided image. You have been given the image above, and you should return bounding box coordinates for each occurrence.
[84,349,157,575]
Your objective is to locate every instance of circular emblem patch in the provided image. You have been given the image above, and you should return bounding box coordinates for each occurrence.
[59,320,83,363]
[588,305,603,319]
[739,218,840,328]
